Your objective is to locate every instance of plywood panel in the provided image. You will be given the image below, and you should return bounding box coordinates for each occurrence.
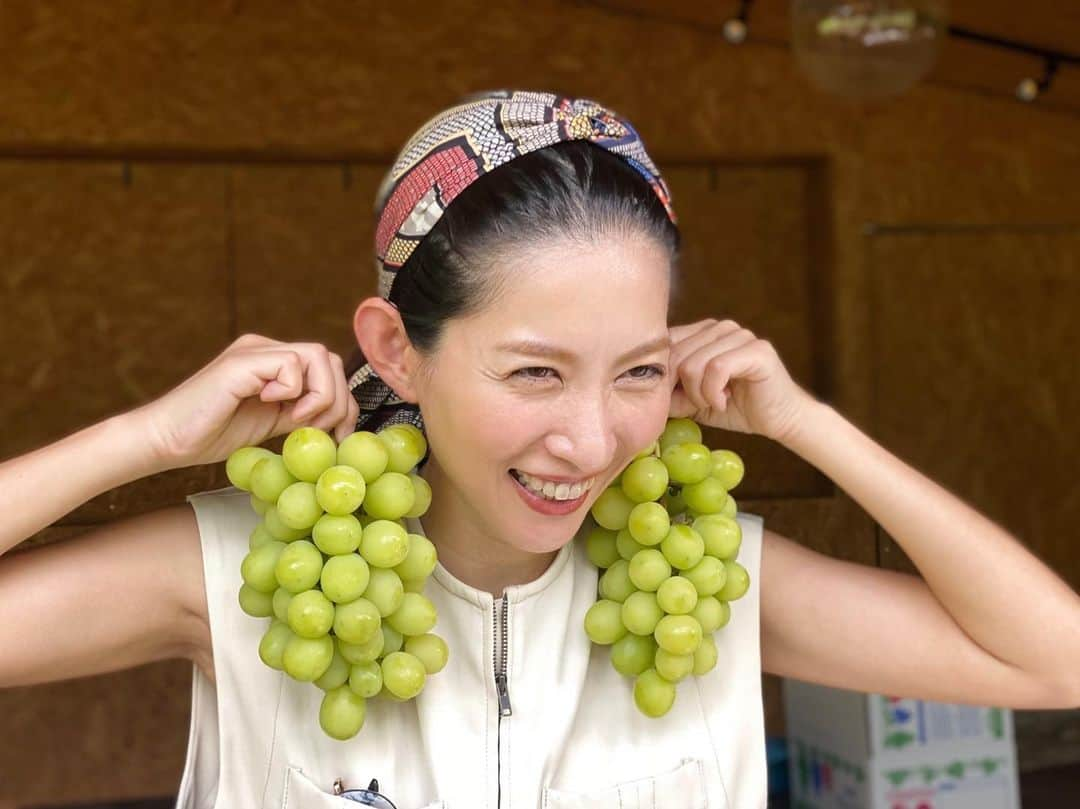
[0,162,232,528]
[231,163,384,352]
[866,227,1080,592]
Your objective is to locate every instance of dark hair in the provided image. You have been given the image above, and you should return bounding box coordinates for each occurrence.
[346,139,681,378]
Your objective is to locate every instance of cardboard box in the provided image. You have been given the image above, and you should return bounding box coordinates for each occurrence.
[782,678,1021,809]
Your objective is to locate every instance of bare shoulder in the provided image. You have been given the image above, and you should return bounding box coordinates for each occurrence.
[0,502,214,688]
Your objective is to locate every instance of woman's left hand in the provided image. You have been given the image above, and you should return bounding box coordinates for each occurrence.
[667,318,817,444]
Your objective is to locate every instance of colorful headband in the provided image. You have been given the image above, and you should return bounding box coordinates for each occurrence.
[349,89,677,446]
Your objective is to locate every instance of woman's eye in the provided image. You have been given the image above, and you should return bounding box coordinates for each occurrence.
[512,366,557,381]
[625,364,666,380]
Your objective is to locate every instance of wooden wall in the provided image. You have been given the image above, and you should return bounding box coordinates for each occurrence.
[2,1,1079,804]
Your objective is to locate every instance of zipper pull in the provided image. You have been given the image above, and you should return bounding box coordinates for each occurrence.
[495,672,513,716]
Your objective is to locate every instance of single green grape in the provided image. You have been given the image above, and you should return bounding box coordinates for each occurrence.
[258,620,295,670]
[627,548,671,592]
[264,505,310,542]
[248,522,276,550]
[583,599,628,645]
[360,519,410,568]
[282,427,337,483]
[320,553,371,603]
[249,455,297,503]
[404,633,449,674]
[654,614,703,656]
[404,473,432,518]
[619,456,669,503]
[659,418,702,452]
[393,533,438,581]
[363,472,415,521]
[662,487,688,516]
[282,633,335,681]
[633,668,677,717]
[241,540,287,593]
[386,592,437,636]
[682,555,727,597]
[337,630,385,664]
[692,514,742,560]
[660,524,705,570]
[314,649,351,691]
[332,597,381,644]
[319,685,367,740]
[680,476,729,515]
[402,577,426,593]
[227,446,275,491]
[336,430,389,482]
[348,660,383,698]
[692,633,719,676]
[633,439,659,459]
[620,590,664,636]
[272,587,294,623]
[381,624,405,655]
[381,651,427,699]
[610,633,657,677]
[656,576,699,615]
[589,485,636,531]
[689,595,727,633]
[238,583,274,617]
[615,528,646,562]
[710,448,745,490]
[654,647,694,682]
[276,481,324,530]
[584,525,620,569]
[363,567,405,616]
[598,559,636,603]
[721,494,738,519]
[377,424,427,474]
[312,513,364,555]
[249,493,273,516]
[274,540,324,593]
[661,442,713,485]
[315,465,366,516]
[627,501,670,546]
[286,589,335,638]
[716,560,750,600]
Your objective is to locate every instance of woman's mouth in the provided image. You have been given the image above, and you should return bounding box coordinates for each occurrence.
[508,469,594,515]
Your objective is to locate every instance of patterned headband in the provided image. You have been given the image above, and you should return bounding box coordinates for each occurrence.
[348,89,678,454]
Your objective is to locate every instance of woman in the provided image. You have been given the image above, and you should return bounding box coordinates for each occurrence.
[1,89,1077,809]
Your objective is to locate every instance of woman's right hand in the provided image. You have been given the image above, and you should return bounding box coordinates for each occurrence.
[135,334,361,469]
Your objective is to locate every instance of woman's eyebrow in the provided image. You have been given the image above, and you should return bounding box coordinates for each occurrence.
[495,334,671,366]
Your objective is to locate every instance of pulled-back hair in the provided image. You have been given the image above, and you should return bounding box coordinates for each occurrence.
[346,139,681,378]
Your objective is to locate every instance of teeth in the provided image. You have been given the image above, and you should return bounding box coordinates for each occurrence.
[513,469,594,501]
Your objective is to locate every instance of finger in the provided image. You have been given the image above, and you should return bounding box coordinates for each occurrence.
[226,350,304,403]
[311,352,350,434]
[668,319,743,375]
[676,329,757,412]
[335,393,360,444]
[288,344,337,422]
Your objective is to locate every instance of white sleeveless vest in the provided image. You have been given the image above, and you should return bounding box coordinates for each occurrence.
[174,485,767,809]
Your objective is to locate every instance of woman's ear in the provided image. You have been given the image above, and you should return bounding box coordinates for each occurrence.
[352,297,423,403]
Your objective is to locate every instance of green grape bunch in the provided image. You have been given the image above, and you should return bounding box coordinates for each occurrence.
[583,417,750,718]
[227,422,449,741]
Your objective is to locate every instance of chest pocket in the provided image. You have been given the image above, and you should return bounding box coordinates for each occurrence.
[541,757,709,809]
[282,765,446,809]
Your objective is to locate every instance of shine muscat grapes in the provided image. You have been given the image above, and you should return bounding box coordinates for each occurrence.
[228,423,447,741]
[583,417,750,718]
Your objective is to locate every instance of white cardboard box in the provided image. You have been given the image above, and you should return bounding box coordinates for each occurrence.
[781,678,1021,809]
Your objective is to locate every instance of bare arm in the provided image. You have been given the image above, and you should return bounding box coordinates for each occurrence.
[776,401,1080,706]
[0,412,163,559]
[0,503,213,687]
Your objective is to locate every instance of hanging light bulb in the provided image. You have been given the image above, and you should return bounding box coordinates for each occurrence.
[791,1,949,100]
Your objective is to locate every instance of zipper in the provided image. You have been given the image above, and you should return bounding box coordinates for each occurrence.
[493,595,512,808]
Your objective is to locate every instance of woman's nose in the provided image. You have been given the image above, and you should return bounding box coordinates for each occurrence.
[543,395,618,474]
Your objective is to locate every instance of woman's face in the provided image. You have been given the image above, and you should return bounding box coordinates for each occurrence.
[415,232,673,555]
